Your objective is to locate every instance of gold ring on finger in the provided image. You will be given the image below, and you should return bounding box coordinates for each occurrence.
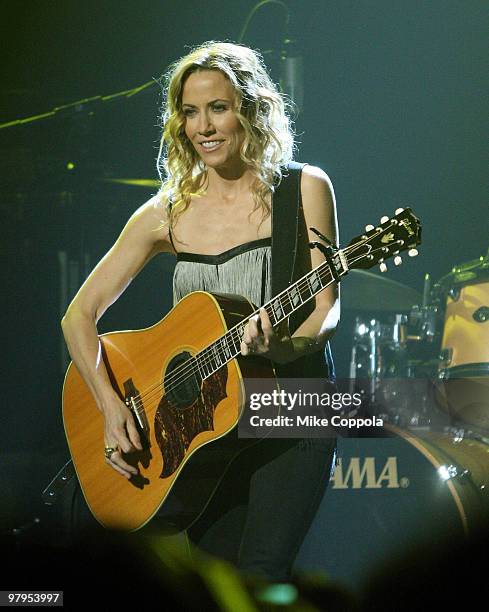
[104,446,119,460]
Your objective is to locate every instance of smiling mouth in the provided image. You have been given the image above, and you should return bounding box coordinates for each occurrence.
[200,140,224,152]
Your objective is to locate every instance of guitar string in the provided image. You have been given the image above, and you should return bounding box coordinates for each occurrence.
[128,233,405,415]
[128,239,366,412]
[149,222,412,401]
[129,233,405,415]
[127,244,401,422]
[128,227,409,412]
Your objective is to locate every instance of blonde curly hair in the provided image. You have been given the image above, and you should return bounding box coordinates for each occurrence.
[156,40,296,232]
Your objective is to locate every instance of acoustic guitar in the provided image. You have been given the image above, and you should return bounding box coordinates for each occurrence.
[62,208,421,532]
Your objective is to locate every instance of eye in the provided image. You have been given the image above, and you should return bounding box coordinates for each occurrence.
[182,105,227,117]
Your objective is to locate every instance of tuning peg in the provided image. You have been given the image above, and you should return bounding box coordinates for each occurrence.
[394,256,402,266]
[365,224,374,232]
[395,207,404,214]
[379,262,387,273]
[380,216,389,223]
[408,248,418,257]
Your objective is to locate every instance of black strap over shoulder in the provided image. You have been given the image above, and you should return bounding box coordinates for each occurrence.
[271,161,307,298]
[271,162,335,380]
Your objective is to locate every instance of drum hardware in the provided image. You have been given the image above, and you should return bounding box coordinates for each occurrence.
[439,364,489,378]
[473,306,489,323]
[450,429,465,443]
[346,253,489,435]
[408,274,441,346]
[448,287,461,301]
[408,303,439,345]
[439,348,453,368]
[448,427,489,448]
[348,315,432,428]
[437,464,470,482]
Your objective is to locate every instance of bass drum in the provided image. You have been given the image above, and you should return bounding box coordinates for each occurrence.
[294,428,489,590]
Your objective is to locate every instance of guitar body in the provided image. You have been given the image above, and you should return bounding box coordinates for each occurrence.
[62,291,275,532]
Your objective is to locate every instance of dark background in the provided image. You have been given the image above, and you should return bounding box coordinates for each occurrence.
[1,0,488,536]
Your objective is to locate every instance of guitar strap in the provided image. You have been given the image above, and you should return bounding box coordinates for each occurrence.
[271,161,310,331]
[271,161,305,294]
[271,162,335,380]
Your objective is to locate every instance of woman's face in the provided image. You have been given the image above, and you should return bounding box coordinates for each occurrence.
[181,69,245,171]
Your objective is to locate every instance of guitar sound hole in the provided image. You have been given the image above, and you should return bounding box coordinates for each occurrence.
[165,351,202,408]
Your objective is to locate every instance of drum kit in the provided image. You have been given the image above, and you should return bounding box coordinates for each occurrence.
[346,248,489,439]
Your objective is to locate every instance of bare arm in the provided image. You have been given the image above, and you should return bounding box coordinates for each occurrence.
[61,195,172,477]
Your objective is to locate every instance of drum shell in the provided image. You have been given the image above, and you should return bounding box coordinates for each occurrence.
[436,280,489,431]
[294,429,489,588]
[440,281,489,372]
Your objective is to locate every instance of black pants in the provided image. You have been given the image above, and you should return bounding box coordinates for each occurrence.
[67,437,336,583]
[188,437,336,582]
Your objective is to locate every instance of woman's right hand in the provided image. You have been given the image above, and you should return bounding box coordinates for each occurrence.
[61,197,171,480]
[102,396,143,479]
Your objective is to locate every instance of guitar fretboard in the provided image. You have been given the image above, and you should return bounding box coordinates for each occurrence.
[194,251,347,379]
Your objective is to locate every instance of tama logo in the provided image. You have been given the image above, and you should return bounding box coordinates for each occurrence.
[331,456,409,489]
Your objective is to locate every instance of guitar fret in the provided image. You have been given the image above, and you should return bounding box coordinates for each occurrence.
[228,331,241,355]
[195,356,204,379]
[199,351,211,378]
[289,285,302,308]
[271,298,285,323]
[309,270,322,292]
[221,336,233,360]
[236,324,245,343]
[282,291,294,315]
[212,343,222,368]
[304,276,314,298]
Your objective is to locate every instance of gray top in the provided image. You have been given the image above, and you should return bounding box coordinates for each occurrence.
[172,237,272,308]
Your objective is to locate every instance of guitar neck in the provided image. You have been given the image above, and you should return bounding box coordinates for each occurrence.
[195,251,347,379]
[194,207,421,379]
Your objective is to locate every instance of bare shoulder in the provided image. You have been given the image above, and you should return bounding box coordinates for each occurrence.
[125,193,172,252]
[300,164,335,203]
[130,193,168,227]
[299,164,339,245]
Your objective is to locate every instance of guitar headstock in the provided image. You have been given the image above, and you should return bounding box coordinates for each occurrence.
[345,207,422,272]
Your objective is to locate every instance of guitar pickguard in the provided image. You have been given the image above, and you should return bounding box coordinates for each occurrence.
[154,366,228,478]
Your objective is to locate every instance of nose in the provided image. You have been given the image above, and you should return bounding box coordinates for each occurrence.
[197,110,215,135]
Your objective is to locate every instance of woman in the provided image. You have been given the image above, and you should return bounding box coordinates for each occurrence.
[61,40,340,581]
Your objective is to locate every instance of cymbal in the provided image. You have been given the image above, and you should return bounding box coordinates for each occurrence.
[102,178,160,188]
[342,270,421,311]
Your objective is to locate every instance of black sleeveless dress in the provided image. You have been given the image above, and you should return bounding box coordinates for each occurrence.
[169,200,337,582]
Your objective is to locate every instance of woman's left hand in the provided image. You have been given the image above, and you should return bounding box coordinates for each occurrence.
[241,308,294,364]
